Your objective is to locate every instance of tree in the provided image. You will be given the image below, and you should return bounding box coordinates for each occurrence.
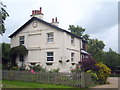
[0,2,9,35]
[1,43,11,69]
[68,25,90,41]
[103,48,120,70]
[87,39,105,62]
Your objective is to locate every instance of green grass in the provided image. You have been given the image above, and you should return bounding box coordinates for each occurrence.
[2,80,74,88]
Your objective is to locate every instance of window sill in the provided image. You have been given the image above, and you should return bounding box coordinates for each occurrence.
[46,42,54,44]
[46,62,53,65]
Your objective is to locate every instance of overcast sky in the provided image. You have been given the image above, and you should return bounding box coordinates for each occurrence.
[1,0,119,53]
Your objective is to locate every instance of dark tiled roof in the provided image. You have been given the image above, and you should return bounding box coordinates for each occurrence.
[9,17,82,39]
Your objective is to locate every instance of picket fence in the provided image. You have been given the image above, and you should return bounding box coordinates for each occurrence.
[2,70,94,87]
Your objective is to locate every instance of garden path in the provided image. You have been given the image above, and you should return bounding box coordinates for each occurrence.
[91,77,119,88]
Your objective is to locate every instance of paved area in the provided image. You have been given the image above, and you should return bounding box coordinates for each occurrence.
[92,77,119,88]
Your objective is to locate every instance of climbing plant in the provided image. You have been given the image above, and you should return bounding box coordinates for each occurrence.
[9,45,28,66]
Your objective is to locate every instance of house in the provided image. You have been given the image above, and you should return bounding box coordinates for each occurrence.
[9,7,89,72]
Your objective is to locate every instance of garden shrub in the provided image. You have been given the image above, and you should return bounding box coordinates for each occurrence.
[29,64,46,72]
[49,68,60,73]
[79,55,111,84]
[96,62,111,84]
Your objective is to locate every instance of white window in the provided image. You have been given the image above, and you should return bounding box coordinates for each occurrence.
[71,36,75,44]
[19,36,25,45]
[47,32,54,42]
[47,52,54,61]
[71,52,75,61]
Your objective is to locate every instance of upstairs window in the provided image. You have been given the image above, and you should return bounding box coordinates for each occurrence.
[71,52,75,61]
[47,52,54,61]
[71,36,75,45]
[19,36,25,45]
[47,32,54,42]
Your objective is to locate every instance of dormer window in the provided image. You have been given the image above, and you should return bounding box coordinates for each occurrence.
[71,36,75,45]
[47,32,54,42]
[19,36,25,45]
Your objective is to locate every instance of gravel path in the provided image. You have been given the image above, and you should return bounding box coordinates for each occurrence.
[91,77,119,88]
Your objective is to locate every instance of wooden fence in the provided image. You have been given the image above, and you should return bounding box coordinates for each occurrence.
[2,70,94,87]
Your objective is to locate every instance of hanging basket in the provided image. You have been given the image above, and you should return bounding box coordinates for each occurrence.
[71,63,75,65]
[59,60,62,63]
[66,59,70,62]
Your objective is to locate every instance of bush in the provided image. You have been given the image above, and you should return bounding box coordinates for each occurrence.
[79,55,100,72]
[95,62,111,84]
[80,56,111,84]
[29,64,46,72]
[49,68,60,73]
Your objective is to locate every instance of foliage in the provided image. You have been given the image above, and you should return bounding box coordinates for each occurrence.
[103,48,120,70]
[49,68,60,73]
[87,39,105,62]
[9,45,28,66]
[86,70,98,81]
[29,64,47,72]
[1,43,10,64]
[109,74,120,77]
[1,43,12,70]
[68,25,85,37]
[0,2,9,35]
[96,62,111,84]
[79,55,100,72]
[80,56,111,84]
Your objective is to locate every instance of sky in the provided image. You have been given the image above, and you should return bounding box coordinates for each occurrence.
[1,0,119,53]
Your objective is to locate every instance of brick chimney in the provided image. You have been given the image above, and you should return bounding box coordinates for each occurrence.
[31,7,44,19]
[51,17,59,27]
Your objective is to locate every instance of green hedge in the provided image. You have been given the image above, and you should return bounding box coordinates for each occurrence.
[109,74,120,77]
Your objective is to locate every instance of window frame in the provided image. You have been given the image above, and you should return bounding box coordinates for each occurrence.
[71,36,75,45]
[71,52,75,62]
[19,36,25,45]
[19,55,24,62]
[47,32,54,43]
[46,52,54,61]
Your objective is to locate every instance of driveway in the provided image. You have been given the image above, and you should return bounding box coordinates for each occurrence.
[91,77,119,88]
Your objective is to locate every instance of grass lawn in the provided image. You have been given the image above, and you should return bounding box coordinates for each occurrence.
[2,80,74,88]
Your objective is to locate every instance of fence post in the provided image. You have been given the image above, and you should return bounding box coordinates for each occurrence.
[81,72,85,88]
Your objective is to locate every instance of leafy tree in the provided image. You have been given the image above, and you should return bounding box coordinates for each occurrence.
[2,43,10,64]
[0,2,9,35]
[103,48,120,70]
[1,43,11,69]
[87,39,105,62]
[68,25,85,37]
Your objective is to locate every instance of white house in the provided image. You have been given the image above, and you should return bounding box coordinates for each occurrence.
[9,7,89,72]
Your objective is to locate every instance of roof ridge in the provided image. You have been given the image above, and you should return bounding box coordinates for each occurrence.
[9,17,82,39]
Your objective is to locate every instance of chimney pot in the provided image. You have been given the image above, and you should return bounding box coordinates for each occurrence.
[32,10,34,15]
[40,7,42,14]
[52,18,54,23]
[55,17,58,22]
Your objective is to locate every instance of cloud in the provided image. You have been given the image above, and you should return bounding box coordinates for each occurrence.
[89,24,118,52]
[77,2,118,34]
